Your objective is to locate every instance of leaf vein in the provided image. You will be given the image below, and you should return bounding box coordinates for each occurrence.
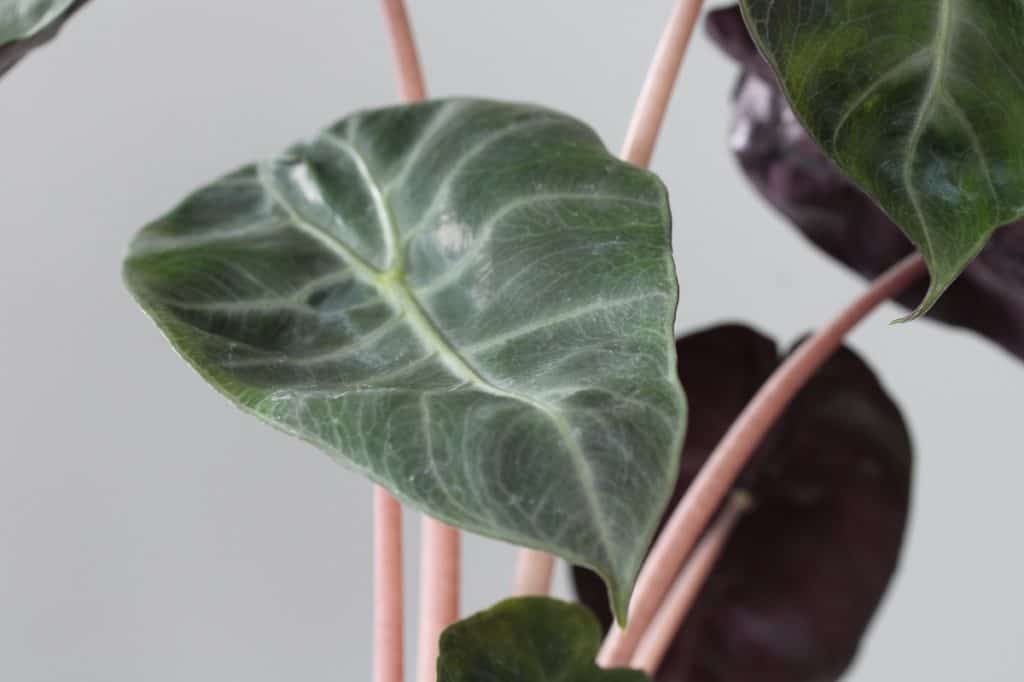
[901,0,957,264]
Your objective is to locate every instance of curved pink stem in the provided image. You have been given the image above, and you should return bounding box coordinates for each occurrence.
[381,0,426,101]
[621,0,706,166]
[631,491,752,674]
[599,253,928,667]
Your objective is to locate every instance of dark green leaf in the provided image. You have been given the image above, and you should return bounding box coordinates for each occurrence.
[739,0,1024,316]
[123,99,685,621]
[711,4,1024,364]
[439,597,649,682]
[576,325,912,681]
[0,0,88,76]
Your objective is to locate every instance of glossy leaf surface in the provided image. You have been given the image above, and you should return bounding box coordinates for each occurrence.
[576,325,912,681]
[711,5,1024,363]
[124,99,685,620]
[0,0,86,75]
[739,0,1024,315]
[439,597,649,682]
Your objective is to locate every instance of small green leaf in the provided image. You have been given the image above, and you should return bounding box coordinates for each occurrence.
[740,0,1024,316]
[0,0,87,75]
[439,597,649,682]
[123,99,685,622]
[0,0,75,44]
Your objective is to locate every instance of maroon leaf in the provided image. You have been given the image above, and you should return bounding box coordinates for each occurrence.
[709,4,1024,363]
[0,0,91,78]
[574,324,913,681]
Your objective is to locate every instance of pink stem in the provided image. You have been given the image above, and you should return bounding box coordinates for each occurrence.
[599,253,928,667]
[380,0,426,101]
[514,549,556,596]
[620,0,706,167]
[417,518,461,682]
[373,487,404,682]
[631,491,752,674]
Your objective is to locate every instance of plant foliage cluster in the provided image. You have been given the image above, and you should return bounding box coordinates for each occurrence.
[5,1,1023,679]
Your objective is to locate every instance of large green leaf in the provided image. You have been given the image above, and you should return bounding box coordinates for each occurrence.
[740,0,1024,315]
[438,597,649,682]
[123,98,685,621]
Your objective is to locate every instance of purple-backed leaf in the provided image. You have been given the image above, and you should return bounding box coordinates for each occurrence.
[0,0,90,78]
[574,324,913,681]
[705,6,773,83]
[709,4,1024,363]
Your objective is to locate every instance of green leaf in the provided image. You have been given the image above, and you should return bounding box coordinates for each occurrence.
[739,0,1024,316]
[123,98,685,622]
[438,597,649,682]
[0,0,74,44]
[0,0,85,75]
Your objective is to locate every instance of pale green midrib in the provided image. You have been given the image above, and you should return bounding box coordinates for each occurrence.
[257,162,381,283]
[256,157,618,564]
[902,0,956,265]
[322,132,405,272]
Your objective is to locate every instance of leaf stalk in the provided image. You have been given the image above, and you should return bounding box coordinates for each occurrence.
[416,519,461,682]
[631,490,752,674]
[621,0,706,166]
[514,549,556,596]
[373,487,404,682]
[381,0,426,101]
[599,253,927,667]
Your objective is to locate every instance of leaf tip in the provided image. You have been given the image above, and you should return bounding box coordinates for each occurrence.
[891,264,953,324]
[591,569,630,629]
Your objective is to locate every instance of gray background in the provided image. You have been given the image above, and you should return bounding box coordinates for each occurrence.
[2,1,1021,680]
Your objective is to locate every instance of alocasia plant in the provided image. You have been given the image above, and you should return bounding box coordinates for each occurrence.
[710,5,1024,363]
[6,0,1020,678]
[123,98,686,621]
[0,0,88,75]
[576,325,912,681]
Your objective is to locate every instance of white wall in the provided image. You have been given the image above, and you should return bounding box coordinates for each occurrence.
[2,1,1021,679]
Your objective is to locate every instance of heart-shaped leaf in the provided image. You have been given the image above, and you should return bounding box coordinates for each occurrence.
[123,98,685,620]
[0,0,88,76]
[439,597,649,682]
[575,325,912,681]
[711,5,1024,364]
[739,0,1024,316]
